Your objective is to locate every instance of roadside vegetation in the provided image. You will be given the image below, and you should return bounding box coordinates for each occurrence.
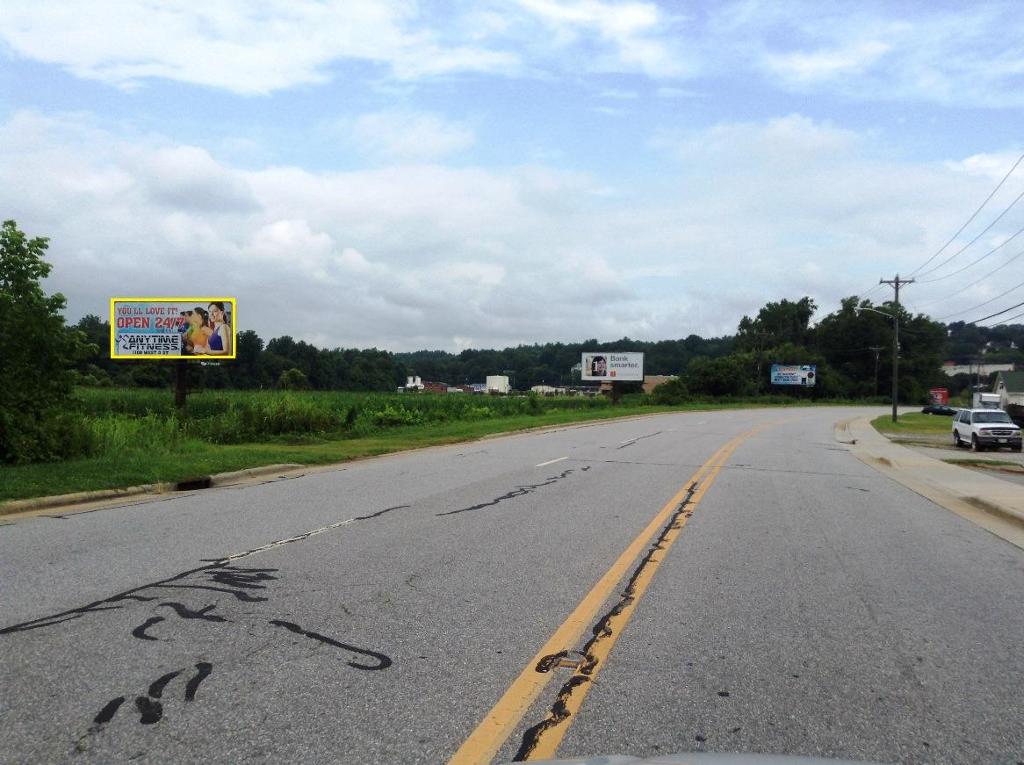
[871,412,955,435]
[2,388,878,503]
[3,218,1019,504]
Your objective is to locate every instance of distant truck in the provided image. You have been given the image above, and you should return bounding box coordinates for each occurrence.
[485,375,511,395]
[972,392,1001,409]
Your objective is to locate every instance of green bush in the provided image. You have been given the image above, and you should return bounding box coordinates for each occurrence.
[278,368,310,390]
[0,411,96,464]
[651,377,688,405]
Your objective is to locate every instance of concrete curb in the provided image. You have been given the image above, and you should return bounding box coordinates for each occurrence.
[0,463,304,518]
[846,415,1024,541]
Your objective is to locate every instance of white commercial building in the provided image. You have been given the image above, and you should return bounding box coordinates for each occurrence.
[486,375,511,394]
[941,362,1014,377]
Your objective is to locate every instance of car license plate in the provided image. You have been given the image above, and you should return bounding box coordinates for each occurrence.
[999,438,1007,443]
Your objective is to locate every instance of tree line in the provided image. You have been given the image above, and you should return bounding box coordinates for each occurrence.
[4,218,1024,463]
[69,297,1023,404]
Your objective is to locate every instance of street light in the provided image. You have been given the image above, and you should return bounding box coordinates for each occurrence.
[856,306,900,423]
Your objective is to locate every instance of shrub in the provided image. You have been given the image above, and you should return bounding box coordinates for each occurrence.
[0,411,97,464]
[651,377,688,405]
[278,368,310,390]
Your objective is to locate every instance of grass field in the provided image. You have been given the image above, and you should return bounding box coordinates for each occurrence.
[871,412,955,435]
[1,389,876,505]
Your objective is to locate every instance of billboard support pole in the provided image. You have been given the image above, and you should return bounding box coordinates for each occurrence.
[611,380,621,404]
[174,360,188,411]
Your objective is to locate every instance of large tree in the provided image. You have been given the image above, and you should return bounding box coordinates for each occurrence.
[0,220,92,462]
[736,297,817,352]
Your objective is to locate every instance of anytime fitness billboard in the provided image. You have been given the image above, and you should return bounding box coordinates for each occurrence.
[110,298,236,360]
[770,364,816,387]
[581,352,644,381]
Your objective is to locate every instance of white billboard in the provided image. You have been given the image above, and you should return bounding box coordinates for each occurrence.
[581,352,644,381]
[770,364,816,387]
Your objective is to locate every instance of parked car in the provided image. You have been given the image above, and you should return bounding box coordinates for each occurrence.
[921,404,956,416]
[952,408,1023,451]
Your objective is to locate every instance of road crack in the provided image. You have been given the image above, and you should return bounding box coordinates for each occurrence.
[515,482,699,760]
[437,470,577,517]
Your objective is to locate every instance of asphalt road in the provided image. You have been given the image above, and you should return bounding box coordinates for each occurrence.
[1,407,1022,765]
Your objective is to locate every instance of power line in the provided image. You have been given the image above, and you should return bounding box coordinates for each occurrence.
[933,277,1024,321]
[982,308,1024,326]
[910,245,1024,309]
[914,187,1024,278]
[858,283,886,299]
[909,152,1024,277]
[966,298,1024,324]
[917,221,1024,283]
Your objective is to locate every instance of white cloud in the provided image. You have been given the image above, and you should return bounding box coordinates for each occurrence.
[948,152,1024,182]
[131,145,259,212]
[0,0,519,95]
[720,2,1024,107]
[0,0,697,93]
[3,109,1022,350]
[347,111,476,163]
[763,41,891,83]
[2,1,1023,109]
[512,0,688,78]
[655,86,701,99]
[598,88,639,100]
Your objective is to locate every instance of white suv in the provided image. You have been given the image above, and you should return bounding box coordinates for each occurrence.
[952,408,1023,452]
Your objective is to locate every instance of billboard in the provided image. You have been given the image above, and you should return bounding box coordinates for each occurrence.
[770,364,816,387]
[581,352,644,381]
[929,387,949,405]
[110,298,236,360]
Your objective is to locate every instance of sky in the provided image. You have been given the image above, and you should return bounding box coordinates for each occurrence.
[2,0,1024,351]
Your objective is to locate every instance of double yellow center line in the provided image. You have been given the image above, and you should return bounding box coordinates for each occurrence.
[448,423,768,764]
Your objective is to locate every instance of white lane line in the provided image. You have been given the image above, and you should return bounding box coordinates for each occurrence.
[619,438,637,445]
[535,456,568,467]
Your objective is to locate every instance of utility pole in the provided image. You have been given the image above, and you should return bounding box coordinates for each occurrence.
[869,346,883,396]
[879,274,914,422]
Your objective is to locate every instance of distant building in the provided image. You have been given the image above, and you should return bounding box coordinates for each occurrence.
[422,381,449,394]
[404,375,424,391]
[530,385,563,396]
[941,362,1014,377]
[642,375,677,394]
[994,371,1024,409]
[486,375,511,394]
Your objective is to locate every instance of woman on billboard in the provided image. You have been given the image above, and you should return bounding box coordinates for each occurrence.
[195,302,232,356]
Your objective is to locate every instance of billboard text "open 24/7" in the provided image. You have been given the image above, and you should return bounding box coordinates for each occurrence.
[581,352,644,381]
[110,298,236,360]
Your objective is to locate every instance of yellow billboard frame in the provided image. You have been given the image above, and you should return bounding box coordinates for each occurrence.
[110,297,237,360]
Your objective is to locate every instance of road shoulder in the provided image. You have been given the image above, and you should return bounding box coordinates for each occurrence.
[838,415,1024,549]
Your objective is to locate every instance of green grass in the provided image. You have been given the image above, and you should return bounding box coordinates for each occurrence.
[0,406,673,503]
[1,390,880,505]
[871,412,954,435]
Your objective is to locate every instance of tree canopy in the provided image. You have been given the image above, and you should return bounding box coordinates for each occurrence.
[0,220,92,462]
